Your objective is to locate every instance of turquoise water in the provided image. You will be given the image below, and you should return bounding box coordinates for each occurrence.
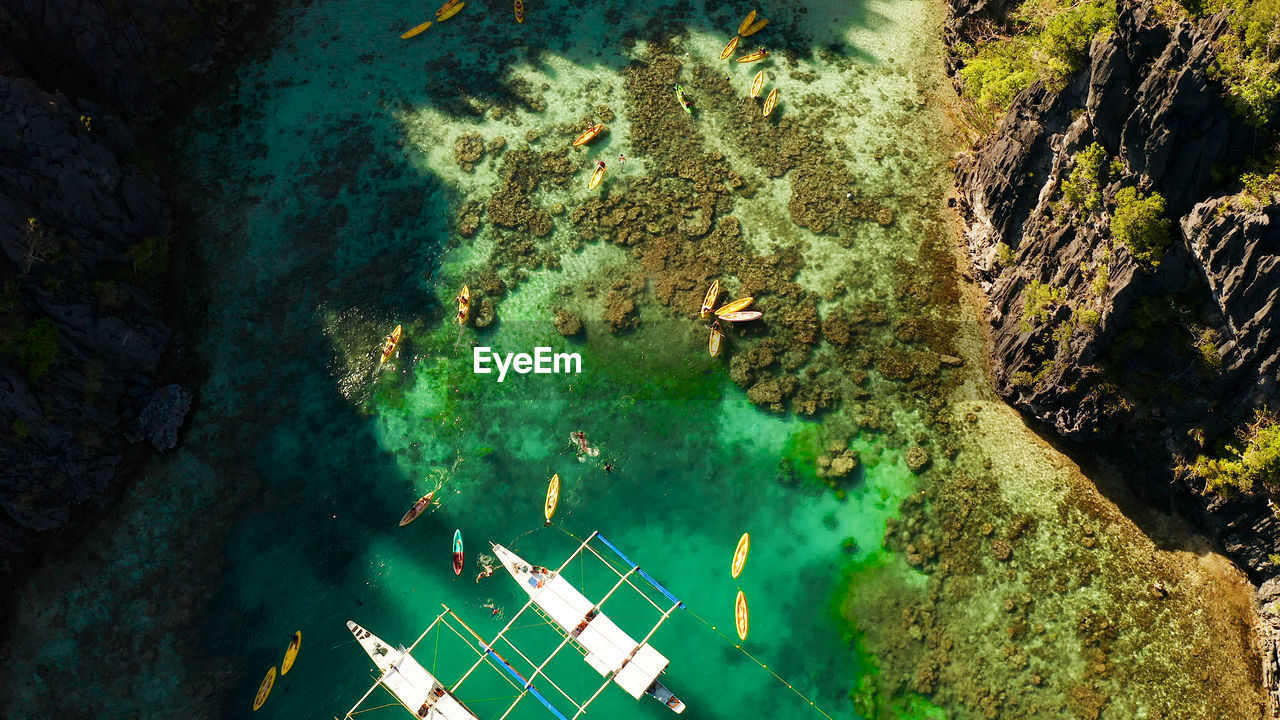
[0,0,1269,719]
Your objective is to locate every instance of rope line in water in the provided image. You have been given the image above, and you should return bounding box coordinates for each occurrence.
[550,525,834,720]
[682,606,835,720]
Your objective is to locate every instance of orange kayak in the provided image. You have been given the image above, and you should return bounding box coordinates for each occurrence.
[716,297,754,316]
[735,590,749,641]
[750,70,764,98]
[379,324,402,364]
[514,0,524,22]
[708,326,724,358]
[438,1,465,21]
[700,280,720,317]
[731,532,750,578]
[741,18,769,37]
[400,20,432,39]
[589,164,606,190]
[456,285,470,326]
[572,124,605,147]
[718,311,762,322]
[720,35,740,60]
[436,0,459,15]
[737,49,769,63]
[399,491,436,526]
[762,87,778,117]
[737,10,757,35]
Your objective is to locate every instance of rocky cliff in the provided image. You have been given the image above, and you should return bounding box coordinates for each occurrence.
[0,1,263,596]
[947,0,1280,579]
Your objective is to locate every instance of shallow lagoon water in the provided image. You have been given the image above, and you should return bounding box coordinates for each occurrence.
[0,0,1268,719]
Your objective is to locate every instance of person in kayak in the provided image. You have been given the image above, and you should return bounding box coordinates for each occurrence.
[596,160,606,172]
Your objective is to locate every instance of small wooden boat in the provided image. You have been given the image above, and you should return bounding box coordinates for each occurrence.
[735,590,748,641]
[252,666,276,711]
[715,297,754,316]
[456,285,470,326]
[514,0,524,23]
[737,10,757,36]
[452,529,464,576]
[741,18,769,37]
[720,35,740,60]
[438,1,465,21]
[589,163,606,190]
[400,20,432,39]
[572,124,605,147]
[699,280,720,317]
[731,532,750,579]
[379,324,402,364]
[736,49,769,63]
[399,492,436,526]
[281,631,301,675]
[675,84,693,114]
[750,70,764,98]
[708,326,723,358]
[544,473,560,522]
[436,0,459,15]
[762,87,778,117]
[718,311,762,322]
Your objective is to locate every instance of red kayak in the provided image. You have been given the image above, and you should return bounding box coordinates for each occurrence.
[452,529,464,576]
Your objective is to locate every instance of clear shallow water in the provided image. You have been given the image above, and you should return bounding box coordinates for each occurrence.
[0,0,1267,719]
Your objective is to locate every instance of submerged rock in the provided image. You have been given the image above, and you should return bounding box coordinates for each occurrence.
[135,384,193,452]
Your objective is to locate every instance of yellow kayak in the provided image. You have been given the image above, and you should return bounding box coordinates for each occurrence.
[281,631,301,675]
[720,35,740,60]
[545,473,560,522]
[572,124,605,147]
[438,1,465,21]
[514,0,524,23]
[762,87,778,117]
[252,667,276,711]
[737,10,757,36]
[716,297,754,316]
[750,70,764,98]
[436,0,459,15]
[731,532,750,578]
[456,285,470,326]
[589,163,606,190]
[718,310,763,323]
[400,21,432,39]
[735,590,749,642]
[737,49,769,63]
[379,324,402,364]
[708,326,723,358]
[742,18,769,37]
[700,280,720,317]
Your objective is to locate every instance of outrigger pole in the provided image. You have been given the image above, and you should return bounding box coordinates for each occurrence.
[443,604,573,720]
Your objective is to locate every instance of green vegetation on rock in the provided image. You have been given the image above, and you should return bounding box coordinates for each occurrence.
[1020,279,1066,330]
[1181,0,1280,126]
[1186,411,1280,494]
[5,318,60,383]
[1061,142,1107,211]
[1111,186,1171,265]
[960,0,1117,117]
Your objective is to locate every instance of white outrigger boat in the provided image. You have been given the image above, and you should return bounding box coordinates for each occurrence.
[487,533,686,715]
[342,615,480,720]
[339,531,686,720]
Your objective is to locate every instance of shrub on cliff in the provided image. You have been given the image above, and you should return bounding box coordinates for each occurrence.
[1186,411,1280,494]
[960,0,1117,117]
[1061,142,1107,211]
[1111,187,1171,266]
[1192,0,1280,126]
